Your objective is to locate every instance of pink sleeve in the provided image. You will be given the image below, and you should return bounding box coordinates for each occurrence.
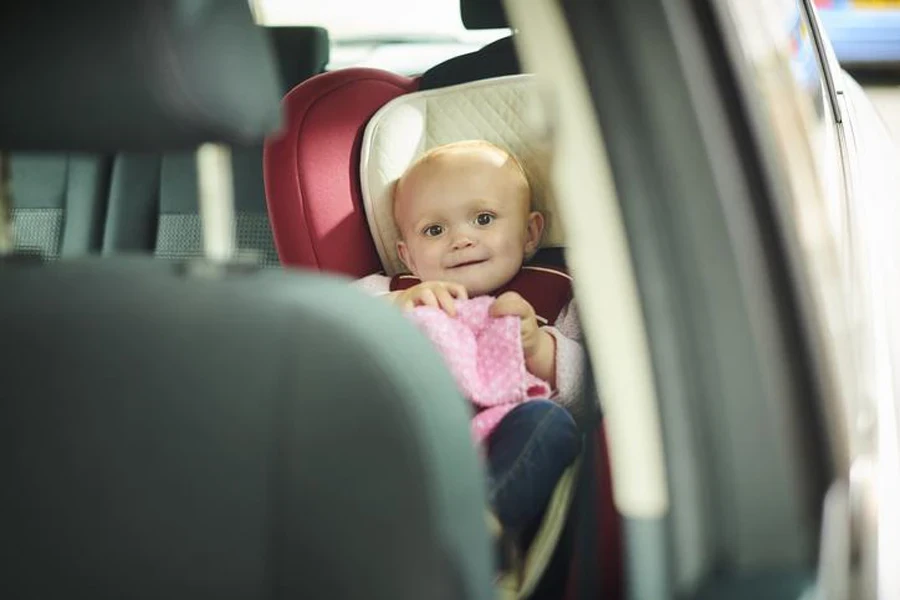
[354,273,392,296]
[544,299,585,414]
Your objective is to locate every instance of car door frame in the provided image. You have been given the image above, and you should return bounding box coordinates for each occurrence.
[516,0,838,597]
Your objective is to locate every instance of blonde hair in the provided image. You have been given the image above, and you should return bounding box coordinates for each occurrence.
[393,140,533,211]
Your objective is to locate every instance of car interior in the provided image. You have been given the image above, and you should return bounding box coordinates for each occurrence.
[1,0,622,598]
[6,0,880,598]
[9,26,328,264]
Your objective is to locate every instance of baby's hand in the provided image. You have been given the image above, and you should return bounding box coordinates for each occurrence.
[489,291,549,358]
[393,281,468,316]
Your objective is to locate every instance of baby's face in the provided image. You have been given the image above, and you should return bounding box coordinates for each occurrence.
[394,147,543,296]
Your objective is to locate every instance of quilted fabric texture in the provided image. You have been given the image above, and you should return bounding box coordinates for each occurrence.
[360,74,563,276]
[407,296,551,445]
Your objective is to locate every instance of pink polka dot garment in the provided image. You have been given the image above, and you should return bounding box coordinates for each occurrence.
[407,296,551,445]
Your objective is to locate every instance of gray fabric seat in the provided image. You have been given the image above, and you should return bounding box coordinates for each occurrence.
[100,150,280,266]
[99,27,330,266]
[8,27,329,266]
[9,153,111,259]
[101,27,330,266]
[10,148,279,266]
[0,259,493,599]
[153,148,279,266]
[1,2,492,597]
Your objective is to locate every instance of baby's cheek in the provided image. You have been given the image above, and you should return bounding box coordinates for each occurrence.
[412,248,439,274]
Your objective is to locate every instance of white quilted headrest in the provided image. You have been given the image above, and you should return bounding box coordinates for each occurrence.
[360,74,563,276]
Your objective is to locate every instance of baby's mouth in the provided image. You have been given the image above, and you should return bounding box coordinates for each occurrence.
[449,258,487,269]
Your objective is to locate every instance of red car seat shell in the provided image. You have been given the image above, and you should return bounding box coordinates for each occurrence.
[263,68,417,276]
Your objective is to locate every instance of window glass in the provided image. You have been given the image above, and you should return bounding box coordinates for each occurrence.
[252,0,508,41]
[724,0,846,287]
[720,0,857,449]
[251,0,510,73]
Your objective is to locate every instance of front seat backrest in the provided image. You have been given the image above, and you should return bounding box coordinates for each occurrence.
[1,2,493,597]
[1,261,493,599]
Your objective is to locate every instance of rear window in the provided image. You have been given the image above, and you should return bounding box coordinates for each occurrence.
[252,0,510,73]
[253,0,504,40]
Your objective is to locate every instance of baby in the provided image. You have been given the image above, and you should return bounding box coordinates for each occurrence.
[357,140,583,571]
[358,140,584,403]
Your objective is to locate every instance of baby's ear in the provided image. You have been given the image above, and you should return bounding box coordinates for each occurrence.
[397,240,413,272]
[524,211,545,256]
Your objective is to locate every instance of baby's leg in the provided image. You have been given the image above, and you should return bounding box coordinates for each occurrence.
[486,400,580,537]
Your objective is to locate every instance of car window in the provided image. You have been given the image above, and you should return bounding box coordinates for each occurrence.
[719,0,858,456]
[252,0,501,39]
[251,0,511,73]
[792,2,848,265]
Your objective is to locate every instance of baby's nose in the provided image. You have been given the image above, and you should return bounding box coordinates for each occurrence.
[451,235,475,250]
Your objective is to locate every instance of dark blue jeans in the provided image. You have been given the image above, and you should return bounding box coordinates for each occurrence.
[486,400,580,536]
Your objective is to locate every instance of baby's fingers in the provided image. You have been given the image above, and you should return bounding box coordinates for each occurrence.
[446,282,469,301]
[489,292,529,318]
[416,289,440,309]
[402,289,438,311]
[433,286,458,317]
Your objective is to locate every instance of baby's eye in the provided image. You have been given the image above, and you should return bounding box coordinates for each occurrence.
[475,213,495,226]
[423,224,444,237]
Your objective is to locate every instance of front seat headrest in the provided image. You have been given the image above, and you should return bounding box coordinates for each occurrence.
[0,0,282,151]
[269,26,331,95]
[460,0,509,29]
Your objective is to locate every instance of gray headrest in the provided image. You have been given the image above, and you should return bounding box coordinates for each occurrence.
[0,0,282,151]
[269,26,330,95]
[460,0,509,29]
